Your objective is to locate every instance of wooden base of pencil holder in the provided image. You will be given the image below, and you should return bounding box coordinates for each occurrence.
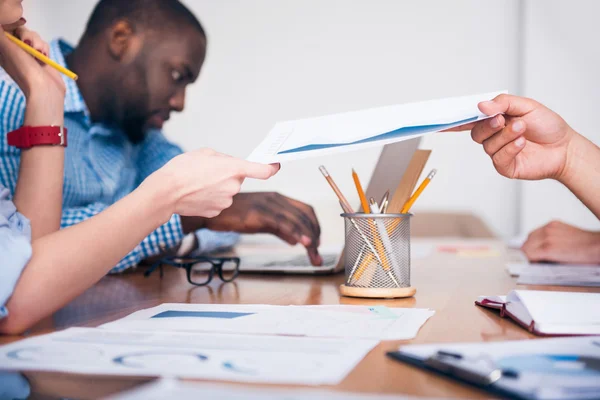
[339,284,416,299]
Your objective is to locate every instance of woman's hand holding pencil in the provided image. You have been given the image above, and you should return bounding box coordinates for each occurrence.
[1,16,77,81]
[0,24,65,125]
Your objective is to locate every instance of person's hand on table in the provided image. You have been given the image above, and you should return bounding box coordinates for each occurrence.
[446,94,576,182]
[182,192,322,266]
[521,220,600,265]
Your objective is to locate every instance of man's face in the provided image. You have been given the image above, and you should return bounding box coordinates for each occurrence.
[117,28,206,143]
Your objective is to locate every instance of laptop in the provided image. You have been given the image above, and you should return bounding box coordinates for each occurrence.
[237,138,422,274]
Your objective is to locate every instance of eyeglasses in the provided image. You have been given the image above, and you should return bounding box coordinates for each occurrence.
[144,255,241,286]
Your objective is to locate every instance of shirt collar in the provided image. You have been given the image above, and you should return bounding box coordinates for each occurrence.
[49,39,90,116]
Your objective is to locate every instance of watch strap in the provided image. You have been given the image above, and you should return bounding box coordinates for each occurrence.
[7,125,67,149]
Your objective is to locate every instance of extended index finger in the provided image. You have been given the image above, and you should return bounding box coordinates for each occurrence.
[237,160,280,180]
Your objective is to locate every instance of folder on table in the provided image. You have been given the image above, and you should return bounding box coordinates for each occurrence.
[387,336,600,400]
[475,290,600,336]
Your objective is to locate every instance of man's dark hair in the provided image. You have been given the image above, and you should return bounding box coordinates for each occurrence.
[84,0,205,38]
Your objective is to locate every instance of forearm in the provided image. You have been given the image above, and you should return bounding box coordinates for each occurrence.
[0,182,174,334]
[559,130,600,219]
[13,147,64,238]
[12,94,65,239]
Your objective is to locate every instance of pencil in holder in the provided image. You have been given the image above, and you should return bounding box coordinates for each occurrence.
[339,213,416,299]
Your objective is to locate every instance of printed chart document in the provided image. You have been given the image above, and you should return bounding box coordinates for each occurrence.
[110,379,437,400]
[0,327,377,385]
[507,262,600,287]
[100,304,435,341]
[247,91,504,163]
[388,337,600,400]
[476,290,600,335]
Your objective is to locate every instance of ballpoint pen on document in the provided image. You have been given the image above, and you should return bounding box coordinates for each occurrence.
[401,169,437,214]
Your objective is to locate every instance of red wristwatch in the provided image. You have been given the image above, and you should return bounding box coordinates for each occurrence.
[7,125,68,149]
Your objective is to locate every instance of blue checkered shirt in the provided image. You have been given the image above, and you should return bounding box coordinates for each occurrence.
[0,39,239,273]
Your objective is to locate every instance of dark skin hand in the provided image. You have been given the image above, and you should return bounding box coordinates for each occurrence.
[182,192,323,266]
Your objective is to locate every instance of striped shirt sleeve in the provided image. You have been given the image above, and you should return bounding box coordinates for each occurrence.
[0,78,26,193]
[137,130,240,255]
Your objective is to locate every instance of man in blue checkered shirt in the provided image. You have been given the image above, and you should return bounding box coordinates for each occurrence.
[0,0,322,273]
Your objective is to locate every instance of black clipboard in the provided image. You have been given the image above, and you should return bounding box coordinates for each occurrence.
[386,349,600,400]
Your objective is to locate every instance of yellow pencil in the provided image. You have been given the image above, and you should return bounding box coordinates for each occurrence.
[4,32,78,80]
[352,169,371,214]
[351,169,395,283]
[401,169,437,214]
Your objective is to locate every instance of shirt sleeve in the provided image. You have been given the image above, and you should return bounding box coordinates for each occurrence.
[137,130,240,255]
[0,78,26,193]
[0,186,32,318]
[61,203,185,273]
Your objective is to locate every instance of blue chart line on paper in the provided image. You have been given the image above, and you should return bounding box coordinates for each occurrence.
[113,351,209,369]
[0,327,378,385]
[151,311,255,319]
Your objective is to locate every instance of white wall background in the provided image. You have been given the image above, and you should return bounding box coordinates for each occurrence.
[519,0,600,234]
[23,0,599,243]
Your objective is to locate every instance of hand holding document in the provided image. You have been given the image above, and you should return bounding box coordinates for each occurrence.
[248,91,504,163]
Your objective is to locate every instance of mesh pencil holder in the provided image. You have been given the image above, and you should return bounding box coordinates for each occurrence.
[339,213,416,299]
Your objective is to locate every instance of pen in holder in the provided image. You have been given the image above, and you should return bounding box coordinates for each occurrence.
[339,213,415,299]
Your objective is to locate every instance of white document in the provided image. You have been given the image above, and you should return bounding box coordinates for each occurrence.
[100,304,434,341]
[110,379,435,400]
[477,290,600,335]
[0,327,377,385]
[507,262,600,287]
[248,91,504,163]
[396,337,600,400]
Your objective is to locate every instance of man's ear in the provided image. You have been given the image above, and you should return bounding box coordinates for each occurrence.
[107,19,143,62]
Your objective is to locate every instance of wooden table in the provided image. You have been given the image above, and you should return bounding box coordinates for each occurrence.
[1,237,598,399]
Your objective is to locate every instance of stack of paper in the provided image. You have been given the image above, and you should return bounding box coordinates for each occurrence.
[248,91,503,163]
[507,262,600,287]
[100,304,435,341]
[0,327,376,385]
[110,379,437,400]
[0,304,434,384]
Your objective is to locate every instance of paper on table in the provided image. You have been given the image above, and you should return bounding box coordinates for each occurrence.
[0,327,377,385]
[100,304,435,341]
[247,91,505,163]
[508,262,600,276]
[510,263,600,287]
[109,379,438,400]
[507,262,600,287]
[513,290,600,333]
